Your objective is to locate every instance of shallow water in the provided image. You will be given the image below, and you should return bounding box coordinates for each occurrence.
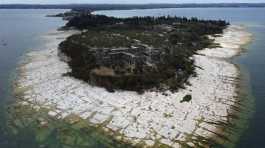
[0,9,67,147]
[1,8,265,147]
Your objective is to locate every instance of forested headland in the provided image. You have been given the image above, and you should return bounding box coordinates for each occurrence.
[58,10,229,93]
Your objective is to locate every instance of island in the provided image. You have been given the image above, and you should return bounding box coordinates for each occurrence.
[12,9,252,148]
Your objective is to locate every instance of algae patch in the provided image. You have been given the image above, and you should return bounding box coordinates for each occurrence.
[6,103,134,148]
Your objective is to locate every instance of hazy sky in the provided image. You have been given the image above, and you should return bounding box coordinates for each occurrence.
[1,0,265,4]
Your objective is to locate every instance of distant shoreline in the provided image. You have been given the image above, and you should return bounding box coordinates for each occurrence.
[1,3,265,10]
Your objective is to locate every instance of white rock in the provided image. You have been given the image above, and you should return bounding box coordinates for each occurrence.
[16,25,252,147]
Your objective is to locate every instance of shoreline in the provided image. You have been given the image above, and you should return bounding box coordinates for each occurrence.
[226,27,255,147]
[201,25,253,147]
[13,25,252,147]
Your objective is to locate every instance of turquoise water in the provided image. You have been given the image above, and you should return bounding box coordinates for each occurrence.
[0,8,265,147]
[97,8,265,147]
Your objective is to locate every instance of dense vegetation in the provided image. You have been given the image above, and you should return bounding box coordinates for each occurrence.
[59,11,228,93]
[65,14,228,32]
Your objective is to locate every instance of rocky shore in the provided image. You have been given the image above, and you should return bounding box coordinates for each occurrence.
[14,25,252,147]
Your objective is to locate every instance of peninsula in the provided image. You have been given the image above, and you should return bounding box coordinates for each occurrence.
[14,9,252,147]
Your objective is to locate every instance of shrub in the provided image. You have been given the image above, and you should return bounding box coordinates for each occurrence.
[180,94,192,103]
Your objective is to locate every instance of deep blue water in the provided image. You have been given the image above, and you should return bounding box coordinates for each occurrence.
[0,8,265,147]
[97,8,265,148]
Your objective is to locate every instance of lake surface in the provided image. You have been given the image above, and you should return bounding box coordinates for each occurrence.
[0,9,67,147]
[0,8,265,147]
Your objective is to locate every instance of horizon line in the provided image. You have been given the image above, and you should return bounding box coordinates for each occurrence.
[1,2,265,5]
